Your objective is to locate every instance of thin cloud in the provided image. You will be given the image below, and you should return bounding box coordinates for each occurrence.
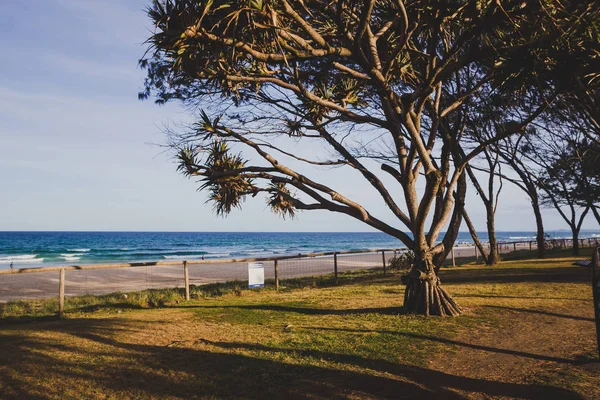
[45,53,141,81]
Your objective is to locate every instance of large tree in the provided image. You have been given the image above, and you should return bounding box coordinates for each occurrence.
[140,0,553,316]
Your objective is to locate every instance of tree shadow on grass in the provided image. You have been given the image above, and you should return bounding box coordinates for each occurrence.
[440,266,590,284]
[299,326,597,366]
[0,314,60,326]
[0,318,585,400]
[456,294,589,302]
[191,304,406,316]
[169,302,598,366]
[201,339,586,399]
[480,305,595,322]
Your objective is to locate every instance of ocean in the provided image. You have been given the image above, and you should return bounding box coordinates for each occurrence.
[1,230,599,270]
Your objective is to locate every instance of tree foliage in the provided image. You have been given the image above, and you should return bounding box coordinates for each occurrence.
[140,0,574,315]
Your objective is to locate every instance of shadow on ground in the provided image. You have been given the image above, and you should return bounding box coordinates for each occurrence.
[0,317,585,399]
[440,266,590,284]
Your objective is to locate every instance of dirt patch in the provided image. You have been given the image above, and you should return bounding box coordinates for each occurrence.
[431,298,600,399]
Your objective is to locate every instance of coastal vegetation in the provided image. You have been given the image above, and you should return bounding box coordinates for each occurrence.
[1,251,598,398]
[139,0,600,315]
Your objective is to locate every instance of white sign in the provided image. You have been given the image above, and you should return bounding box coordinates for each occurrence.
[248,262,264,288]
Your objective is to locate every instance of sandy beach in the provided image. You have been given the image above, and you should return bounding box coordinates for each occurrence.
[1,240,593,303]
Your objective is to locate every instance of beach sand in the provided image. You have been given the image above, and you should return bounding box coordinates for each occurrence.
[0,241,575,302]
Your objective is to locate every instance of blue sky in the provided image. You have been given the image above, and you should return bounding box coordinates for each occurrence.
[0,0,596,233]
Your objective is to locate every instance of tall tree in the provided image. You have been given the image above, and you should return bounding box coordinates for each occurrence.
[493,137,546,258]
[140,0,554,315]
[462,148,503,266]
[521,130,591,256]
[540,103,600,224]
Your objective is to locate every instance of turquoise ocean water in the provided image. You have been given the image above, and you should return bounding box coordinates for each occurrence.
[0,231,599,270]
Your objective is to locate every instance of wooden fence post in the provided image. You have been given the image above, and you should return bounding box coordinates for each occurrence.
[58,268,65,318]
[334,252,338,285]
[529,241,532,251]
[381,250,386,275]
[274,259,279,291]
[451,247,456,268]
[183,261,190,301]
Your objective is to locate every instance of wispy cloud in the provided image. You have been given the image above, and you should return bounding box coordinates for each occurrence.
[44,53,141,81]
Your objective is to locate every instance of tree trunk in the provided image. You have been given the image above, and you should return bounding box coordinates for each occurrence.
[462,209,489,262]
[531,195,546,259]
[433,174,467,271]
[486,205,500,265]
[591,205,600,226]
[404,252,461,316]
[572,229,580,256]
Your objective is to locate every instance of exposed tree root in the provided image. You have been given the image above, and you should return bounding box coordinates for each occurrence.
[403,269,461,317]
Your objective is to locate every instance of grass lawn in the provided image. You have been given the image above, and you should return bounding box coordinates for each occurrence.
[0,249,599,399]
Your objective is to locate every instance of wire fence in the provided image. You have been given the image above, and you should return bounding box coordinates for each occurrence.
[1,237,599,310]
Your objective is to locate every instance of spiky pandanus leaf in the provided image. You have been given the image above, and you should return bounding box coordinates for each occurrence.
[176,146,202,176]
[267,183,297,219]
[200,140,256,215]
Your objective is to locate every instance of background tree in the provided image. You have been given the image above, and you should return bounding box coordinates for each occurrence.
[493,137,546,258]
[521,129,591,255]
[539,103,600,225]
[140,0,555,316]
[462,148,502,266]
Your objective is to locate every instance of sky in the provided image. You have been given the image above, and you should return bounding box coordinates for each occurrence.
[0,0,596,233]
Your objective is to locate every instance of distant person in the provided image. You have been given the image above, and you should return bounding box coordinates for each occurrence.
[10,262,14,270]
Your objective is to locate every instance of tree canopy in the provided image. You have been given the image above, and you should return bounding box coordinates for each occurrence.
[140,0,591,315]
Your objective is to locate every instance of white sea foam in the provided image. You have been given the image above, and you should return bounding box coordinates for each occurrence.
[0,255,43,264]
[66,248,90,252]
[0,255,38,263]
[62,255,81,262]
[163,253,230,260]
[163,255,205,260]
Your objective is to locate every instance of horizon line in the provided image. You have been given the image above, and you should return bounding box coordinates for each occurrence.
[1,229,595,233]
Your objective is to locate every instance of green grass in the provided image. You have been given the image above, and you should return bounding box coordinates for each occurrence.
[442,245,594,267]
[0,268,384,321]
[0,252,598,399]
[0,246,594,321]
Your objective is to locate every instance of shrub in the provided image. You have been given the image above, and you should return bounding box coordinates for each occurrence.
[388,251,415,271]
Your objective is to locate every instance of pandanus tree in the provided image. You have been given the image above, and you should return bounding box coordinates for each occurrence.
[140,0,553,316]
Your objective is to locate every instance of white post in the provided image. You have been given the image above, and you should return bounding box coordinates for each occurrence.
[184,261,190,301]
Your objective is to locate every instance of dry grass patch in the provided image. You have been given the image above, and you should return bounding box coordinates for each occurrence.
[0,253,599,399]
